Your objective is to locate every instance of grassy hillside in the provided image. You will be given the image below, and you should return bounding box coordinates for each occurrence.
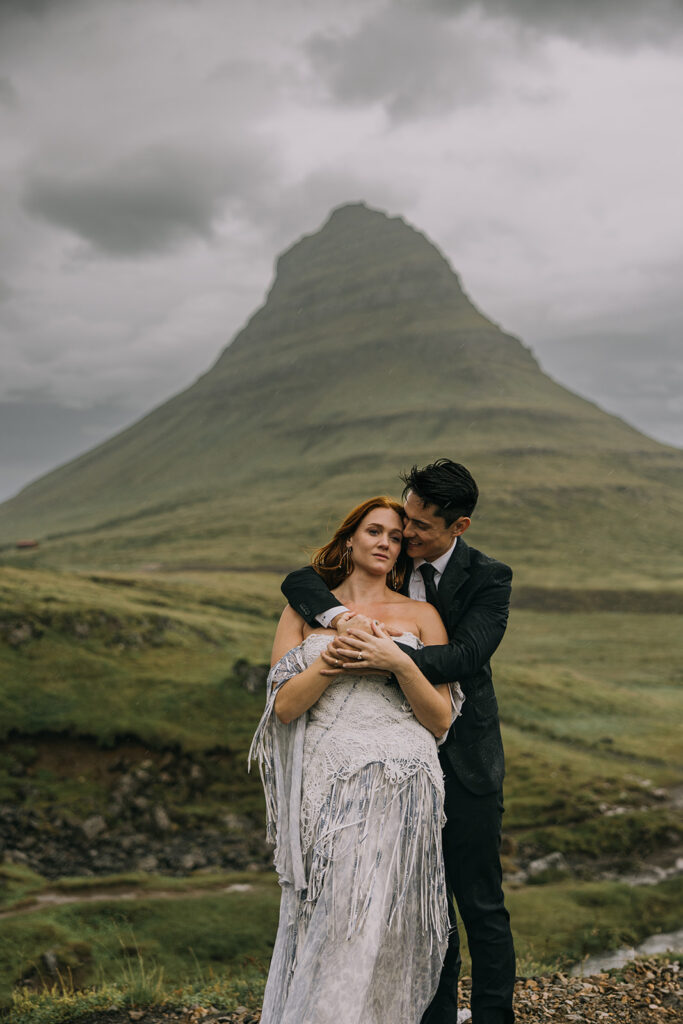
[0,203,681,584]
[1,563,681,1006]
[0,202,681,1009]
[1,565,681,855]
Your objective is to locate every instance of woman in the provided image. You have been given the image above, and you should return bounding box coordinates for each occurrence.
[250,497,464,1023]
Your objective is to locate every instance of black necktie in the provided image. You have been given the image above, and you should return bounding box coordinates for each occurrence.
[419,562,440,610]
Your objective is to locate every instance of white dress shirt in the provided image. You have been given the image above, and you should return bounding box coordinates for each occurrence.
[316,537,458,626]
[407,536,458,601]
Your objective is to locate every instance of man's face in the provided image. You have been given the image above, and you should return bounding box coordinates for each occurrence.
[402,490,470,563]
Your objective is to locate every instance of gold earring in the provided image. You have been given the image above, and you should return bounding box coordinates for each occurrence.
[390,564,398,589]
[343,546,352,575]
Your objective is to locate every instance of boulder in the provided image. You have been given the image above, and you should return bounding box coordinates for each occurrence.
[527,851,570,879]
[81,815,107,840]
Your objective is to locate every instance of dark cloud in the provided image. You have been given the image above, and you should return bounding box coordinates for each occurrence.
[430,0,683,47]
[0,76,19,108]
[0,0,87,28]
[23,142,277,257]
[306,6,515,121]
[306,0,683,122]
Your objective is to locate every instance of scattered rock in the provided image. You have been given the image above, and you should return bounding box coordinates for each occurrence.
[137,855,159,872]
[82,815,108,840]
[232,658,268,694]
[152,805,172,832]
[41,951,59,976]
[0,743,282,879]
[180,850,207,871]
[6,622,35,647]
[527,850,570,879]
[20,958,679,1023]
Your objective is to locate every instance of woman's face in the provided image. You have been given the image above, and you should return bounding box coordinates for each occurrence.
[349,507,403,576]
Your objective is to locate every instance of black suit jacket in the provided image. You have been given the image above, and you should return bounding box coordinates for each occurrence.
[281,538,512,795]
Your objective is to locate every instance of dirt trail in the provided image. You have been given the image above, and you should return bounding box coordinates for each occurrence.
[0,882,254,920]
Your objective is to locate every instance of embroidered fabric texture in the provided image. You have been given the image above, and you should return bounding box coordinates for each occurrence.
[249,632,465,1024]
[299,633,461,855]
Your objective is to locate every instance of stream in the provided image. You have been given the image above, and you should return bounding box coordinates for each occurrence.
[571,926,683,976]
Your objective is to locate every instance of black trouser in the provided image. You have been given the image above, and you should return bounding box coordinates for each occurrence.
[422,760,516,1024]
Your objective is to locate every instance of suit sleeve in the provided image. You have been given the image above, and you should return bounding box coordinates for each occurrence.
[402,563,512,687]
[281,565,339,627]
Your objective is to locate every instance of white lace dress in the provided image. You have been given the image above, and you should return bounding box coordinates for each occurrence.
[249,633,464,1024]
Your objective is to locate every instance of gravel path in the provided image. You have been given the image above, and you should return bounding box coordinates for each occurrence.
[66,957,681,1024]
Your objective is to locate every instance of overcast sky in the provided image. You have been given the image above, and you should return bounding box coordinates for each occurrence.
[1,0,682,501]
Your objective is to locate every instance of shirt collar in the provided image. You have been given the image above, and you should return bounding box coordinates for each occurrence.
[413,536,458,577]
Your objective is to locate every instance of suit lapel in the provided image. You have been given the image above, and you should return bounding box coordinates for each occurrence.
[437,537,471,609]
[401,540,470,620]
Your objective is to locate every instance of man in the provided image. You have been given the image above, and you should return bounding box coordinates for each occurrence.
[281,458,515,1024]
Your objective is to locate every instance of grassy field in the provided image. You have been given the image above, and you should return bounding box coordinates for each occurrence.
[1,563,682,1010]
[2,864,681,1015]
[1,206,681,588]
[2,566,680,830]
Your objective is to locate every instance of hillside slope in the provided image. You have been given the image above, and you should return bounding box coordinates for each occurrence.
[1,203,681,584]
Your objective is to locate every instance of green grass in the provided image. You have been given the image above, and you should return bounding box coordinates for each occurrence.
[2,872,681,1018]
[0,202,681,589]
[0,563,681,1010]
[0,566,281,751]
[0,874,280,1008]
[1,566,681,842]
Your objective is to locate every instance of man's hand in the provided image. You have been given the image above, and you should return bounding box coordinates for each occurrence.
[332,612,404,638]
[320,621,410,676]
[334,612,374,634]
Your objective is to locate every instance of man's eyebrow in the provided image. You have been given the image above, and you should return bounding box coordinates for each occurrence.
[405,516,430,529]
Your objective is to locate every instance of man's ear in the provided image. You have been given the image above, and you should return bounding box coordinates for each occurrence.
[453,516,471,537]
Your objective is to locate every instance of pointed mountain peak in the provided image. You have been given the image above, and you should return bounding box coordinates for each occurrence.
[2,200,678,583]
[235,200,484,354]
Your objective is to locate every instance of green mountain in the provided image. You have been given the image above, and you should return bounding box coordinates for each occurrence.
[1,202,681,584]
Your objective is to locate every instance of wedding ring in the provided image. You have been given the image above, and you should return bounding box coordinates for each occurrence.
[357,653,362,661]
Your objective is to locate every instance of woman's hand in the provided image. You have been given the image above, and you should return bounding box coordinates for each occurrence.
[334,612,403,637]
[320,621,410,675]
[274,654,343,723]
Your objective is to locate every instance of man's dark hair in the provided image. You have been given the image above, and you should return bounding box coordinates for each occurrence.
[401,459,479,525]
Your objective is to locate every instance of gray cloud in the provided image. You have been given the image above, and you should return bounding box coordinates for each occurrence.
[0,0,681,506]
[257,166,416,252]
[23,142,277,257]
[0,76,19,108]
[0,0,74,17]
[0,395,139,503]
[429,0,683,47]
[306,6,529,121]
[306,0,683,122]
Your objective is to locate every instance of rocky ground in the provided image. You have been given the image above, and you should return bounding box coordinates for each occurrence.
[29,959,682,1024]
[3,738,682,886]
[0,741,271,879]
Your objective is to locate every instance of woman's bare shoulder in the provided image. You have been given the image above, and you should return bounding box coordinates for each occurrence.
[271,604,306,665]
[412,600,448,640]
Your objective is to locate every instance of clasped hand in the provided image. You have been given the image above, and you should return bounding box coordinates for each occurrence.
[320,616,409,676]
